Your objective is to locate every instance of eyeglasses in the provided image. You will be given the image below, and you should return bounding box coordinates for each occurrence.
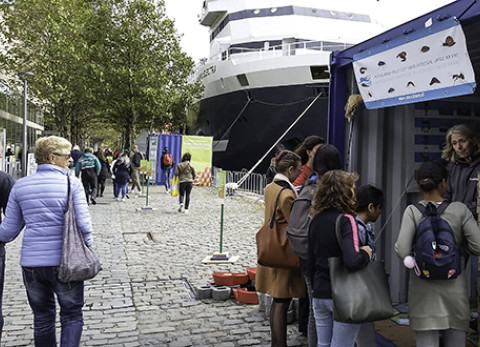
[53,152,71,158]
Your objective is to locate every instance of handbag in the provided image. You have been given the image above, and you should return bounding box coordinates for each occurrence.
[329,214,393,323]
[58,176,102,283]
[170,176,180,197]
[256,187,299,269]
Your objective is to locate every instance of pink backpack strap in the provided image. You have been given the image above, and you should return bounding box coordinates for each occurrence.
[344,214,360,252]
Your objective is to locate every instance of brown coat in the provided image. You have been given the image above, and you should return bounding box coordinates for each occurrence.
[255,179,305,299]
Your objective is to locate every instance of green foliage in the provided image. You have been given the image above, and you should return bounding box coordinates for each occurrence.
[0,0,202,148]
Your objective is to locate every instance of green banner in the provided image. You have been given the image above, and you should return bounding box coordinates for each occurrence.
[181,135,213,186]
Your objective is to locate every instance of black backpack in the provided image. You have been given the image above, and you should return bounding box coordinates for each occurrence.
[412,202,461,280]
[132,152,142,168]
[286,184,315,261]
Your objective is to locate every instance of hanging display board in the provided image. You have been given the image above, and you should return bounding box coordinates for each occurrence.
[353,17,476,109]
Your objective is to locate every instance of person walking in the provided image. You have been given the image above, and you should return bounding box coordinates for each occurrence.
[112,153,132,202]
[255,150,305,347]
[395,160,480,347]
[75,148,101,205]
[308,170,372,347]
[0,135,94,347]
[129,145,143,194]
[173,152,196,214]
[160,146,174,194]
[95,149,110,198]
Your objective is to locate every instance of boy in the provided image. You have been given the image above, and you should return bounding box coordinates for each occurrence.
[355,184,384,347]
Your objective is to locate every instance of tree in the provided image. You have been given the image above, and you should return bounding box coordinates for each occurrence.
[92,0,202,148]
[0,0,97,142]
[0,0,202,148]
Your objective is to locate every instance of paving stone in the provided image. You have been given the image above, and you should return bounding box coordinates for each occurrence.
[0,183,306,346]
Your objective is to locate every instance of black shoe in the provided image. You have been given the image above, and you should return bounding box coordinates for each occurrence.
[91,198,97,205]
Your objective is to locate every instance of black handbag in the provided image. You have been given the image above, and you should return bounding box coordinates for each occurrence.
[58,176,102,283]
[329,214,393,323]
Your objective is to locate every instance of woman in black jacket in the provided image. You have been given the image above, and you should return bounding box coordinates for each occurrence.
[308,170,371,347]
[112,153,132,202]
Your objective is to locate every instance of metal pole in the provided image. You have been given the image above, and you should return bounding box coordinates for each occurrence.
[21,78,27,177]
[18,71,33,177]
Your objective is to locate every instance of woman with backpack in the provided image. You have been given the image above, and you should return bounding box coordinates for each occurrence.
[160,146,174,193]
[395,161,480,347]
[287,144,342,346]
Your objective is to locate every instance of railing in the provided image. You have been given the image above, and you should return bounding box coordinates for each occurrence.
[202,40,354,64]
[211,167,266,196]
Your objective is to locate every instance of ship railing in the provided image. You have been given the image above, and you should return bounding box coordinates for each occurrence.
[211,167,266,196]
[208,40,353,63]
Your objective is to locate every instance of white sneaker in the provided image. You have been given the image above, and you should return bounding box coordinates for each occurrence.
[184,209,189,214]
[121,198,126,202]
[116,197,121,201]
[178,203,184,212]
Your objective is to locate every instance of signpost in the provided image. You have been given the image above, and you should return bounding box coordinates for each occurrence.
[201,170,238,263]
[137,160,155,211]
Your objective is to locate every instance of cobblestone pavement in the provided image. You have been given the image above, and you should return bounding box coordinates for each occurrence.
[1,182,308,346]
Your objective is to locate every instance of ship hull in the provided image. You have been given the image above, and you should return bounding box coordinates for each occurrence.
[189,83,329,173]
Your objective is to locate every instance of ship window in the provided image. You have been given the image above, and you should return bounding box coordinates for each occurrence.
[310,66,329,80]
[271,7,277,13]
[253,9,260,15]
[237,74,249,86]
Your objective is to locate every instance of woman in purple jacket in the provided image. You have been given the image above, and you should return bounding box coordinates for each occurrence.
[0,136,93,347]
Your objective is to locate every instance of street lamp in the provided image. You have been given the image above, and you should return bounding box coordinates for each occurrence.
[17,71,34,177]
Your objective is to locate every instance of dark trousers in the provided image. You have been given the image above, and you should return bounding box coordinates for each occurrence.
[22,266,84,347]
[81,171,98,203]
[179,181,193,209]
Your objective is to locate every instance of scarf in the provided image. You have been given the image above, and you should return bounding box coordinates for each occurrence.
[273,173,298,198]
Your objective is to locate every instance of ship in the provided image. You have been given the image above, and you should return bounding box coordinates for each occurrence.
[187,0,385,172]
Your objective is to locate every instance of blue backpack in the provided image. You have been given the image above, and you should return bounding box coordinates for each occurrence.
[413,201,461,280]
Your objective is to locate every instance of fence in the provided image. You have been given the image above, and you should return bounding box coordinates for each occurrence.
[211,167,267,196]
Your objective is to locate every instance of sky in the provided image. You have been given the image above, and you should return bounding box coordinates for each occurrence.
[164,0,456,63]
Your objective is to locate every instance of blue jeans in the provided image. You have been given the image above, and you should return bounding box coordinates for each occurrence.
[312,298,360,347]
[22,266,84,347]
[114,183,128,199]
[163,168,172,191]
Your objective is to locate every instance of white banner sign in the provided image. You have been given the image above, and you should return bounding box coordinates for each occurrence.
[353,17,476,109]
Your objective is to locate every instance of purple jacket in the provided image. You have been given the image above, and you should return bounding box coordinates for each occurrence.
[0,164,93,267]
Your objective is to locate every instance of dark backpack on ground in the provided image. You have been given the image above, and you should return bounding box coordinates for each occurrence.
[163,153,173,166]
[286,184,315,261]
[412,201,461,280]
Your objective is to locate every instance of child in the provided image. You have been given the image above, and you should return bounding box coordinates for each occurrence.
[354,184,384,347]
[395,161,480,346]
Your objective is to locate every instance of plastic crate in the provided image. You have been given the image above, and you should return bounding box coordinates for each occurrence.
[233,287,259,304]
[246,267,256,281]
[212,272,249,286]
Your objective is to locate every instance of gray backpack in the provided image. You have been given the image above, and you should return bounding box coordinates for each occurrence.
[286,184,315,261]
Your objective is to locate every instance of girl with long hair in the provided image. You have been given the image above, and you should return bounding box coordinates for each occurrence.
[308,170,372,347]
